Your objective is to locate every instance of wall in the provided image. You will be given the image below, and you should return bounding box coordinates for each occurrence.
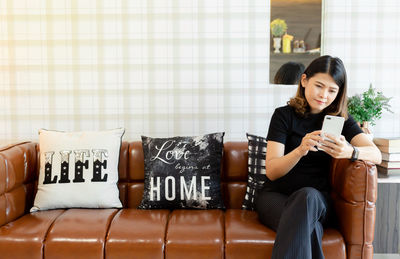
[323,0,400,137]
[1,0,399,145]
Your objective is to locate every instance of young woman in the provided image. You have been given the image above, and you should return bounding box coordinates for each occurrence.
[256,55,381,259]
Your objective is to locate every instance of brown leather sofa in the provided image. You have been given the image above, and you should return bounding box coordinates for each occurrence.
[0,141,377,259]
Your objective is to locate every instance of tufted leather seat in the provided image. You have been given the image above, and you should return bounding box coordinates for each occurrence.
[0,141,377,259]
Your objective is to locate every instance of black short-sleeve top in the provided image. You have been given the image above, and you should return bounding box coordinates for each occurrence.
[264,105,363,195]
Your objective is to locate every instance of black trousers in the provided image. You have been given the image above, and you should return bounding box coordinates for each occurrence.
[255,187,331,259]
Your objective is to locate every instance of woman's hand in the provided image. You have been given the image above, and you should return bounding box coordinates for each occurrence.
[318,133,353,159]
[297,130,324,157]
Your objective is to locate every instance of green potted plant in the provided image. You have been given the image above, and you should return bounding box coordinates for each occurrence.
[347,84,392,135]
[270,18,287,53]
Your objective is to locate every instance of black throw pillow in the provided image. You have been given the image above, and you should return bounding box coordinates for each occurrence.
[138,132,225,209]
[242,133,268,210]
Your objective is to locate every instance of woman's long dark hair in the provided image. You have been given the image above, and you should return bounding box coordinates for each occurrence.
[288,55,348,118]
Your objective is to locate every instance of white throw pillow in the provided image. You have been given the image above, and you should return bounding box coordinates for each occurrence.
[31,128,125,212]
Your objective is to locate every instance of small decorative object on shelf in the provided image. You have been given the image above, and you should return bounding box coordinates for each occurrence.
[299,40,306,52]
[270,18,287,53]
[282,33,294,53]
[293,40,299,52]
[347,83,393,138]
[293,40,306,53]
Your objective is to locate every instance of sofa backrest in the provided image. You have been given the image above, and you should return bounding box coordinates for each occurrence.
[119,141,249,209]
[0,140,249,226]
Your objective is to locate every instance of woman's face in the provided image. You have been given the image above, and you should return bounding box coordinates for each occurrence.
[301,72,340,114]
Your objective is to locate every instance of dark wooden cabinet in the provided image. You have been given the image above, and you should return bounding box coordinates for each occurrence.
[373,177,400,254]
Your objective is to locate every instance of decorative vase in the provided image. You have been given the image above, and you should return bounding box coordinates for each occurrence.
[359,121,373,141]
[273,37,282,53]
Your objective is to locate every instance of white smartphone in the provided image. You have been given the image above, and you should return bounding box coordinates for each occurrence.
[320,115,345,142]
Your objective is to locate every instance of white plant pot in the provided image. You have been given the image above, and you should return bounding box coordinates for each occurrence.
[273,37,281,53]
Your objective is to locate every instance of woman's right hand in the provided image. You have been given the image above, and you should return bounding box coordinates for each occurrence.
[297,130,323,157]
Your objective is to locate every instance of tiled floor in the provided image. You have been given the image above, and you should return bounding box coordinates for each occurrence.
[374,254,400,259]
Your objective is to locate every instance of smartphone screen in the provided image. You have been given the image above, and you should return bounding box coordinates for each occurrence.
[321,115,345,138]
[318,115,344,150]
[318,115,345,150]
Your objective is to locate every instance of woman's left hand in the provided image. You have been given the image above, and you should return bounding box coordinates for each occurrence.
[318,133,353,159]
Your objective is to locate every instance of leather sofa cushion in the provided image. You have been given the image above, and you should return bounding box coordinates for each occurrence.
[106,209,169,259]
[225,210,275,259]
[0,208,346,259]
[225,209,346,259]
[126,183,144,208]
[118,142,129,181]
[45,209,118,259]
[222,182,247,209]
[166,210,224,259]
[0,210,64,259]
[222,142,248,182]
[128,142,145,181]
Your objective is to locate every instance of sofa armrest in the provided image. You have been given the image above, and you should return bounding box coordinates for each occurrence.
[330,158,377,259]
[0,142,38,227]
